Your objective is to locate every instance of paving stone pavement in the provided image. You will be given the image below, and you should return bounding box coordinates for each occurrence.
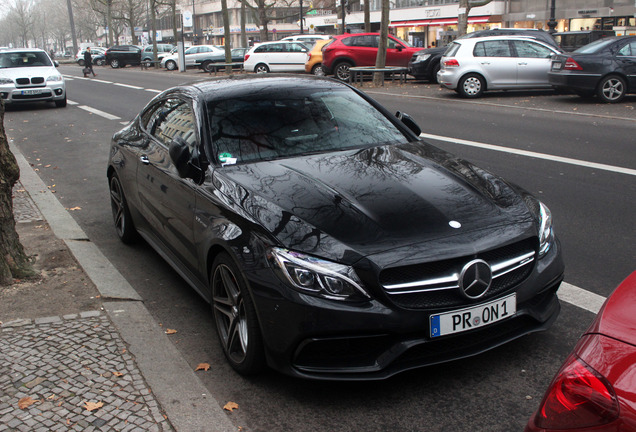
[1,183,175,432]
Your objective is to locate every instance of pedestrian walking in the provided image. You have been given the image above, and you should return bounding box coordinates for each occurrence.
[83,47,97,78]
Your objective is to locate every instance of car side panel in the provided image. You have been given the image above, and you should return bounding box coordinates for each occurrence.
[516,57,553,87]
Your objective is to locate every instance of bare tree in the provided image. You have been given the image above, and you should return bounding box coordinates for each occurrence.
[0,100,35,286]
[7,0,36,47]
[240,0,298,41]
[457,0,492,36]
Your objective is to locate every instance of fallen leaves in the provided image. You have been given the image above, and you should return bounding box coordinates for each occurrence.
[223,401,239,412]
[165,328,177,335]
[113,371,124,377]
[18,396,37,410]
[83,401,104,411]
[66,207,82,211]
[195,363,210,372]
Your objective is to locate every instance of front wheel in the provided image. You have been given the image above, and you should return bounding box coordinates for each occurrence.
[110,58,120,68]
[254,63,269,73]
[55,96,67,108]
[95,58,105,66]
[334,61,352,81]
[596,75,626,103]
[165,60,177,71]
[109,173,137,244]
[202,61,214,72]
[211,253,265,375]
[78,59,85,67]
[457,73,485,98]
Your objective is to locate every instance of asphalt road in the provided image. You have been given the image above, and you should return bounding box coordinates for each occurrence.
[5,64,635,432]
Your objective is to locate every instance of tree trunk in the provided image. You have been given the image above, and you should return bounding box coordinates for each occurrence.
[373,0,389,86]
[0,100,35,285]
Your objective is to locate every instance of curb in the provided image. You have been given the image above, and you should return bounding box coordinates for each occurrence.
[9,141,236,432]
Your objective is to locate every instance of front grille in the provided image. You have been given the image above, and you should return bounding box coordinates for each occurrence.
[380,238,536,309]
[16,77,45,86]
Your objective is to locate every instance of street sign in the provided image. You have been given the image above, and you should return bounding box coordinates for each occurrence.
[183,11,193,28]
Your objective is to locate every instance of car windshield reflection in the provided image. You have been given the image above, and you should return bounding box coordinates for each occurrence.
[0,51,53,68]
[208,87,410,165]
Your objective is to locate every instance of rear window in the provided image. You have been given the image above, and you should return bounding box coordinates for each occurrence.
[573,38,616,54]
[443,42,461,57]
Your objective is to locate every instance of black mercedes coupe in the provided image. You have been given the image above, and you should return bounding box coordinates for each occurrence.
[107,75,564,380]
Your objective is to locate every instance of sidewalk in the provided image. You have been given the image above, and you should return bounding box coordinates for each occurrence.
[0,143,236,431]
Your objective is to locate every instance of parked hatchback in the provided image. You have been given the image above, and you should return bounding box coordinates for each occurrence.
[141,44,175,66]
[548,36,636,103]
[437,36,561,98]
[305,38,332,76]
[322,33,421,81]
[243,41,310,73]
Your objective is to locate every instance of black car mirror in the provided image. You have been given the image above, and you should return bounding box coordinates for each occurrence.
[395,111,422,137]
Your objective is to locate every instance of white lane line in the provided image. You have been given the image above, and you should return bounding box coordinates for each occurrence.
[91,79,113,84]
[145,89,162,93]
[77,105,121,120]
[558,282,606,314]
[420,132,636,177]
[67,100,79,105]
[114,83,144,90]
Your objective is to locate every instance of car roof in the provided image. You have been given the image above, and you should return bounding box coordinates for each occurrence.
[454,35,556,44]
[1,48,47,53]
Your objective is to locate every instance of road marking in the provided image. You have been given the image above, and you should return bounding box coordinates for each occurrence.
[67,100,79,105]
[558,282,605,314]
[77,105,121,120]
[92,79,113,84]
[420,132,636,176]
[114,83,144,90]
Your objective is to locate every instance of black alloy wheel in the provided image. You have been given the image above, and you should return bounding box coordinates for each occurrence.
[109,174,137,244]
[211,253,265,375]
[597,75,627,103]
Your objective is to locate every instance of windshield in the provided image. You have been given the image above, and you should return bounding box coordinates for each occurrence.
[208,87,410,165]
[574,38,616,54]
[0,51,53,68]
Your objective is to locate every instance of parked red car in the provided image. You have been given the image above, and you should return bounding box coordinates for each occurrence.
[526,270,636,432]
[321,33,421,81]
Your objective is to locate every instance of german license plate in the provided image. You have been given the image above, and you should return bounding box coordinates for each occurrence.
[21,89,43,95]
[551,62,562,71]
[430,294,516,338]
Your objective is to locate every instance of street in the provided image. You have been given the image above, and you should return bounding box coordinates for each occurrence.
[5,64,635,431]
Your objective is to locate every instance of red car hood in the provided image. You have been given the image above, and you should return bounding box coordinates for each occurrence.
[587,271,636,346]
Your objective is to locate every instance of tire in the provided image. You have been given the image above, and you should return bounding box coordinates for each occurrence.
[312,64,326,76]
[54,96,67,108]
[202,61,214,73]
[211,253,265,375]
[334,61,353,81]
[431,62,440,84]
[109,173,137,244]
[95,58,104,66]
[78,59,85,67]
[254,63,269,73]
[596,75,626,103]
[143,59,152,68]
[457,73,485,98]
[165,60,177,71]
[110,58,120,68]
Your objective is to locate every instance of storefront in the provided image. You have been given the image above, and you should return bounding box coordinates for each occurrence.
[390,16,499,47]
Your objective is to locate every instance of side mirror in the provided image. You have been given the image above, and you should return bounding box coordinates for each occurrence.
[395,111,422,137]
[169,137,205,183]
[54,60,59,67]
[396,45,404,51]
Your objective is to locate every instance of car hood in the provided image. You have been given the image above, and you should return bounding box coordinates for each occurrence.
[587,271,636,347]
[0,66,60,79]
[213,142,535,266]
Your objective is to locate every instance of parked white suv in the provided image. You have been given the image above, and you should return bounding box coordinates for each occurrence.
[0,48,66,108]
[437,36,561,98]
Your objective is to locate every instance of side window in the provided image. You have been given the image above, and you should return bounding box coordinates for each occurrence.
[341,37,354,46]
[290,43,306,52]
[151,99,197,150]
[387,37,400,49]
[474,41,512,57]
[255,45,266,53]
[513,41,554,58]
[617,41,636,56]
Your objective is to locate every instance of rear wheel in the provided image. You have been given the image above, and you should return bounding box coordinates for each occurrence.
[334,61,353,81]
[312,64,326,76]
[78,59,85,67]
[165,60,177,71]
[457,73,485,98]
[596,75,626,103]
[211,253,265,375]
[254,63,269,73]
[110,58,120,68]
[202,60,214,72]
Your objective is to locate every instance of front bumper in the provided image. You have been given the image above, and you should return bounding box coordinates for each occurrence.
[250,238,564,380]
[0,84,65,104]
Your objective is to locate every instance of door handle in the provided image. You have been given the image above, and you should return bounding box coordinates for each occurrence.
[140,156,150,164]
[518,62,527,66]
